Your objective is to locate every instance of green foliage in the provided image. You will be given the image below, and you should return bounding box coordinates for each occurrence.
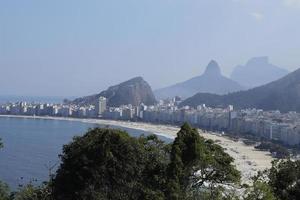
[255,142,289,159]
[52,125,241,200]
[0,138,3,149]
[166,123,241,199]
[269,159,300,200]
[53,128,169,200]
[3,124,300,200]
[243,174,276,200]
[0,124,243,200]
[166,123,202,199]
[198,139,241,185]
[0,139,10,200]
[244,181,276,200]
[191,175,276,200]
[0,181,10,200]
[12,183,50,200]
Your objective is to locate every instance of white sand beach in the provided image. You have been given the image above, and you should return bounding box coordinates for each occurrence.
[0,115,273,183]
[200,132,273,183]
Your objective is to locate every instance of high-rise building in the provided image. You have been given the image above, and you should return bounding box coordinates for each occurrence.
[95,96,107,117]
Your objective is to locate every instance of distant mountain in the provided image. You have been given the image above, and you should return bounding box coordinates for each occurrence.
[154,60,244,99]
[231,57,289,88]
[72,77,157,106]
[180,68,300,113]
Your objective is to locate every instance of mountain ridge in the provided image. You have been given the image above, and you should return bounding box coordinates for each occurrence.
[180,68,300,113]
[154,60,244,99]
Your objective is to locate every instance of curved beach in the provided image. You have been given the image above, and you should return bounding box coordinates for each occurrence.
[0,115,273,183]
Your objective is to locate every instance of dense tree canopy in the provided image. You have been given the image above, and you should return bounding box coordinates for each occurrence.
[166,123,240,199]
[3,124,299,200]
[268,160,300,200]
[53,128,170,200]
[52,124,240,200]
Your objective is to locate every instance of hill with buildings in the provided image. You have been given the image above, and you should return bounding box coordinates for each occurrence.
[72,77,157,107]
[180,68,300,113]
[154,60,244,100]
[231,57,288,88]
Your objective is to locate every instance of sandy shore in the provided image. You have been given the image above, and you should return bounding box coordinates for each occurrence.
[0,115,273,183]
[200,132,273,183]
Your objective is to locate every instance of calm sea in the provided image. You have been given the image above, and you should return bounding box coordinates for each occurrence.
[0,117,171,190]
[0,95,73,104]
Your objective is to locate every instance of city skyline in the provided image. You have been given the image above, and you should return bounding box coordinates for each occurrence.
[2,96,300,147]
[1,0,300,96]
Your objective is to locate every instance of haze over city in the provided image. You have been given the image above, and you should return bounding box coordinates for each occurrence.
[1,0,300,97]
[2,1,300,199]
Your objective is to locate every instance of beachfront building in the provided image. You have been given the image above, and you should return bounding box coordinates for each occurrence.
[2,99,300,146]
[95,96,107,117]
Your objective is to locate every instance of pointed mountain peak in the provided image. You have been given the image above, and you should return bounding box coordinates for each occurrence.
[203,60,222,76]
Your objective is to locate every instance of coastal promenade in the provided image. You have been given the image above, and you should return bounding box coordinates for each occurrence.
[0,115,273,184]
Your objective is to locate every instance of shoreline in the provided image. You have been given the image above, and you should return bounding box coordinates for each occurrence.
[0,114,273,183]
[0,115,178,139]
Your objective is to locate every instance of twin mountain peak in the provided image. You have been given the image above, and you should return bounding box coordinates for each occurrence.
[154,60,244,100]
[72,58,293,112]
[72,60,237,107]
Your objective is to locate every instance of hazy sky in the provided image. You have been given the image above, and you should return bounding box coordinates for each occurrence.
[1,0,300,97]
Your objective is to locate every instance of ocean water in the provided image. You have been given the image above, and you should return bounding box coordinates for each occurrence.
[0,117,171,189]
[0,95,71,104]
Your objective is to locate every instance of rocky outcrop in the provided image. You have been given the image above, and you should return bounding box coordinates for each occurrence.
[72,77,157,106]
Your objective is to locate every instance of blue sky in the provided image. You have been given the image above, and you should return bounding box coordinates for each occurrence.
[1,0,300,97]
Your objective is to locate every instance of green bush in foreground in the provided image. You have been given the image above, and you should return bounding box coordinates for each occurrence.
[53,128,169,200]
[269,159,300,200]
[52,123,240,200]
[0,181,10,200]
[166,123,240,199]
[0,142,10,200]
[6,124,300,199]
